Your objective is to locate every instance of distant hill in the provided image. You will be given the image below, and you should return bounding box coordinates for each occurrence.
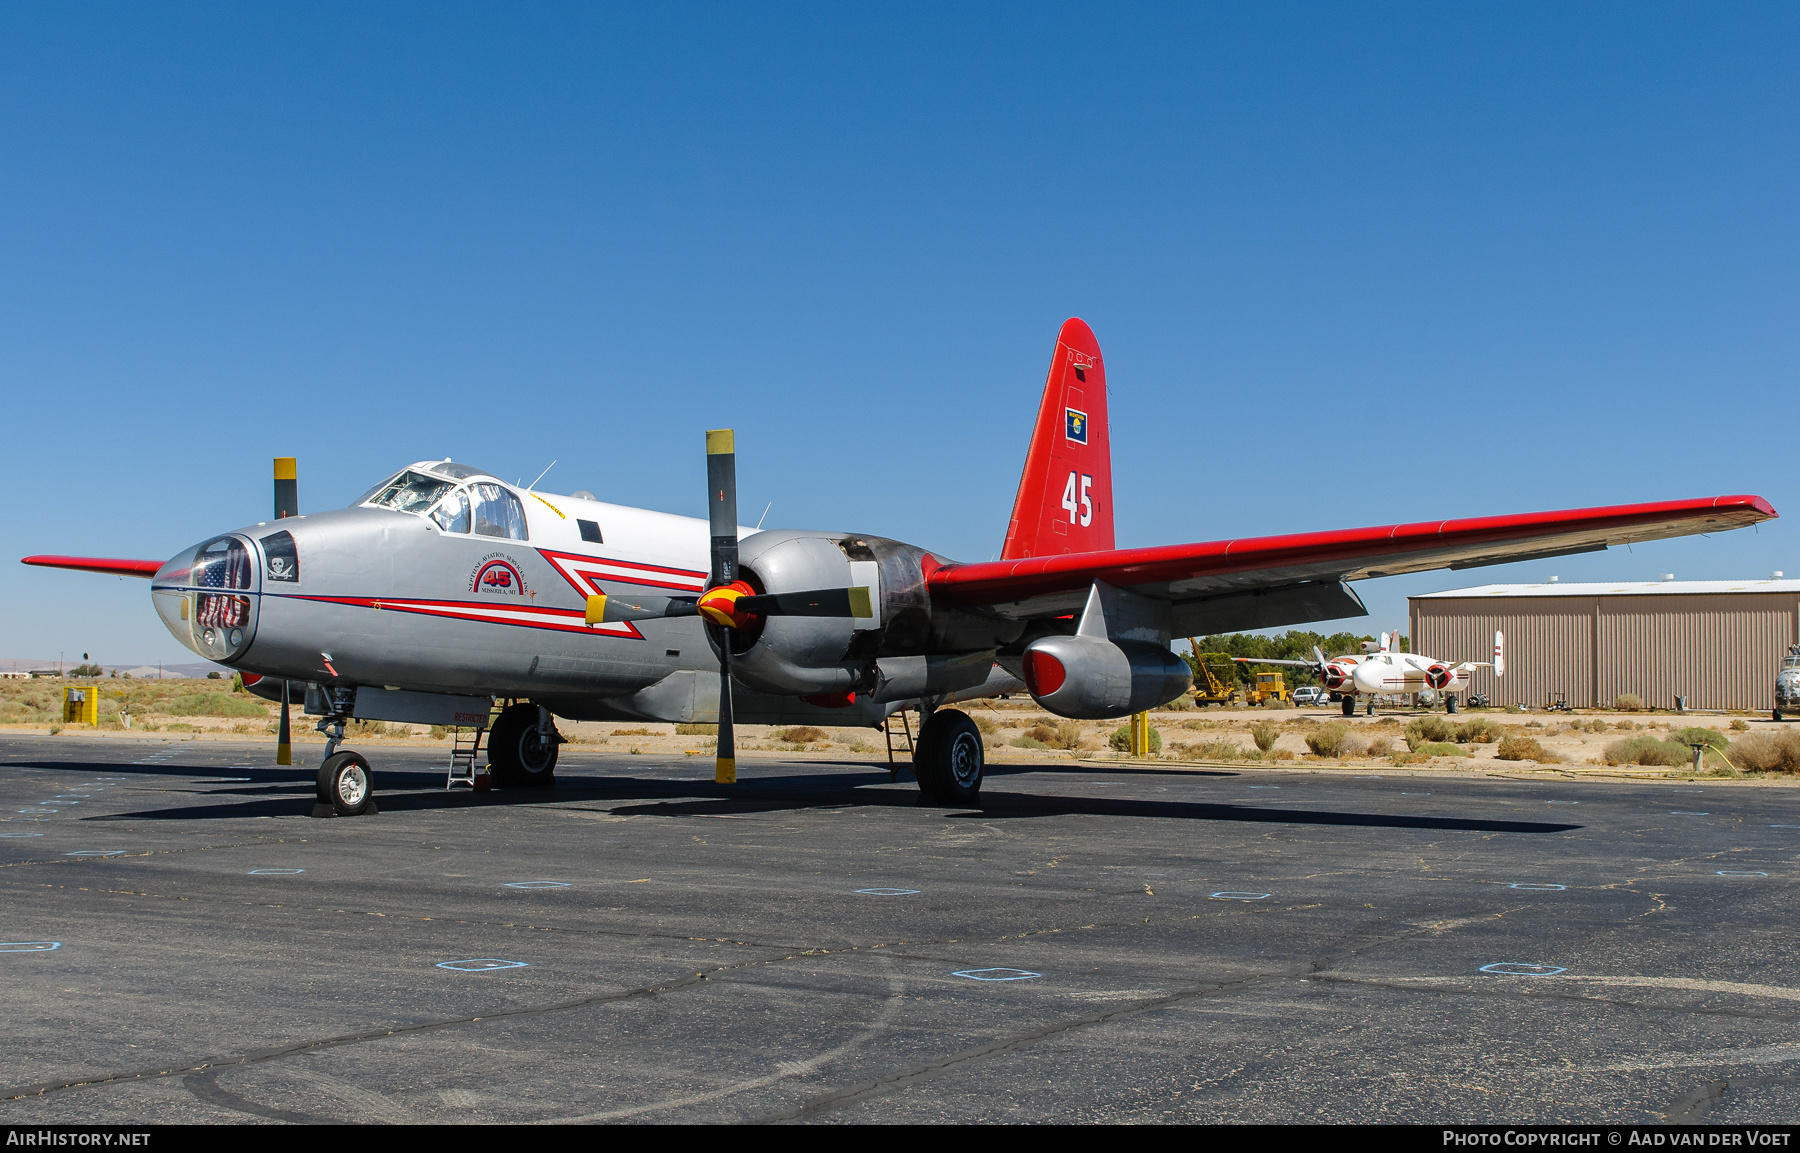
[0,657,230,679]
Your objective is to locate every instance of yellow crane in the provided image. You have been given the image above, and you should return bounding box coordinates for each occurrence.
[1186,641,1241,707]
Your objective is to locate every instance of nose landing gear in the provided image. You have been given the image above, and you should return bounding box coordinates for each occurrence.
[309,687,378,818]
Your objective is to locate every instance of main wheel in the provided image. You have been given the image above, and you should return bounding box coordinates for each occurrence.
[1446,695,1459,714]
[1341,696,1356,717]
[317,751,377,817]
[1776,710,1784,722]
[489,703,559,788]
[913,709,984,805]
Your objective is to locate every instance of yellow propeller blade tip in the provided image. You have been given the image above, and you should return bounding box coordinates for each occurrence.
[273,457,297,480]
[847,585,872,618]
[585,594,607,625]
[705,429,735,455]
[714,757,736,784]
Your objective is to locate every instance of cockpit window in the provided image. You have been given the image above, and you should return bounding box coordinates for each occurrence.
[431,488,471,534]
[471,483,528,540]
[366,471,454,514]
[430,461,485,480]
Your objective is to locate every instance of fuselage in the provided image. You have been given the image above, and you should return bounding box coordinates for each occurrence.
[1338,652,1472,696]
[150,460,1026,725]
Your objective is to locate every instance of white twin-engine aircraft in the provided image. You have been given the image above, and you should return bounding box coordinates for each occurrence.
[1241,630,1506,716]
[24,319,1776,815]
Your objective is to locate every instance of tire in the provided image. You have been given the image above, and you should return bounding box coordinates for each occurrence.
[913,709,984,804]
[1446,695,1459,714]
[1341,696,1355,717]
[489,703,559,788]
[1775,710,1784,723]
[317,751,377,817]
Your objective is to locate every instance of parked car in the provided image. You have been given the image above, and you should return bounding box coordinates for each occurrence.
[1292,686,1328,706]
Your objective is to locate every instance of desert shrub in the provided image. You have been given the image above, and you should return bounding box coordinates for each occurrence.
[1107,725,1162,753]
[1197,740,1244,760]
[1413,741,1471,758]
[1261,698,1291,710]
[1053,719,1084,750]
[1497,735,1556,762]
[675,722,718,735]
[1453,717,1504,744]
[1731,718,1750,732]
[1011,735,1049,749]
[1250,721,1281,752]
[1023,723,1058,744]
[1366,736,1393,757]
[1305,723,1350,757]
[1670,727,1729,751]
[612,728,652,736]
[1729,730,1800,773]
[205,671,222,680]
[1405,716,1454,750]
[777,726,828,743]
[1161,694,1196,711]
[1601,735,1689,766]
[971,714,1000,735]
[1581,718,1608,734]
[1613,720,1640,732]
[1614,693,1645,711]
[165,693,268,718]
[1341,736,1368,757]
[348,718,390,737]
[1182,719,1214,731]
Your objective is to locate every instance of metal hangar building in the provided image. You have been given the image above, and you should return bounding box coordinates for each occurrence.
[1408,578,1800,712]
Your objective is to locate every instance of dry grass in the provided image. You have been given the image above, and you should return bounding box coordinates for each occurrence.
[1497,735,1560,762]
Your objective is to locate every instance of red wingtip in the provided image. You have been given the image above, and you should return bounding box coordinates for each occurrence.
[22,555,165,578]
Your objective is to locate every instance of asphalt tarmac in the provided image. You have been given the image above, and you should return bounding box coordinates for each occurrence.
[1,732,1797,1125]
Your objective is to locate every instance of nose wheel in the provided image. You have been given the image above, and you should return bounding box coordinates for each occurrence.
[313,751,378,818]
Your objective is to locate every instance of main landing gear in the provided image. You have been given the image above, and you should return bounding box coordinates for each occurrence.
[1342,695,1356,717]
[913,708,984,806]
[488,703,560,788]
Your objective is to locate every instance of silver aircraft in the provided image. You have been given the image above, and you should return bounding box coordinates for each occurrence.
[24,319,1777,815]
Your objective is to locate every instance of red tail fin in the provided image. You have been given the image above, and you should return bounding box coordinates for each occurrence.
[1001,318,1114,559]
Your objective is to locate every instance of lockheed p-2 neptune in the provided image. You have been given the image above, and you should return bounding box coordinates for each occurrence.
[23,319,1776,814]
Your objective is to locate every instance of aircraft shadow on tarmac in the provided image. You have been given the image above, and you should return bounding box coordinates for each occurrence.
[20,759,1582,835]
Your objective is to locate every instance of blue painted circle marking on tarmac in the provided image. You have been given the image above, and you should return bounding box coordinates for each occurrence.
[1479,963,1566,976]
[1770,825,1800,829]
[65,851,123,857]
[1716,871,1768,877]
[1400,792,1430,796]
[249,869,305,875]
[1247,786,1280,789]
[952,968,1040,981]
[1509,883,1566,890]
[856,888,921,896]
[1671,811,1709,816]
[437,958,529,972]
[0,942,61,953]
[1210,892,1270,900]
[1546,800,1579,805]
[0,832,45,838]
[19,809,56,814]
[504,881,571,889]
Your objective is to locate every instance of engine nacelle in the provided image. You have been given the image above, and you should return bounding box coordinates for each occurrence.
[1425,663,1453,690]
[1019,634,1192,719]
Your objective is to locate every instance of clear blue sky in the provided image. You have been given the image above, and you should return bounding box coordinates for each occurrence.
[3,3,1795,663]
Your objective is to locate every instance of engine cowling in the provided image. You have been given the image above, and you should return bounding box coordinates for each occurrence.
[1425,663,1454,690]
[1020,634,1192,719]
[1322,660,1353,690]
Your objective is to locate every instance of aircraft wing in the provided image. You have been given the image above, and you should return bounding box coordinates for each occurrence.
[1230,657,1322,668]
[925,495,1775,635]
[22,555,164,578]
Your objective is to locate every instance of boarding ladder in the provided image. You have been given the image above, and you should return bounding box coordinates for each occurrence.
[445,701,505,789]
[882,709,915,781]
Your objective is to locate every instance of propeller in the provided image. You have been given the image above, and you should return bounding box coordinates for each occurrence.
[707,429,740,785]
[579,430,876,785]
[274,456,296,765]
